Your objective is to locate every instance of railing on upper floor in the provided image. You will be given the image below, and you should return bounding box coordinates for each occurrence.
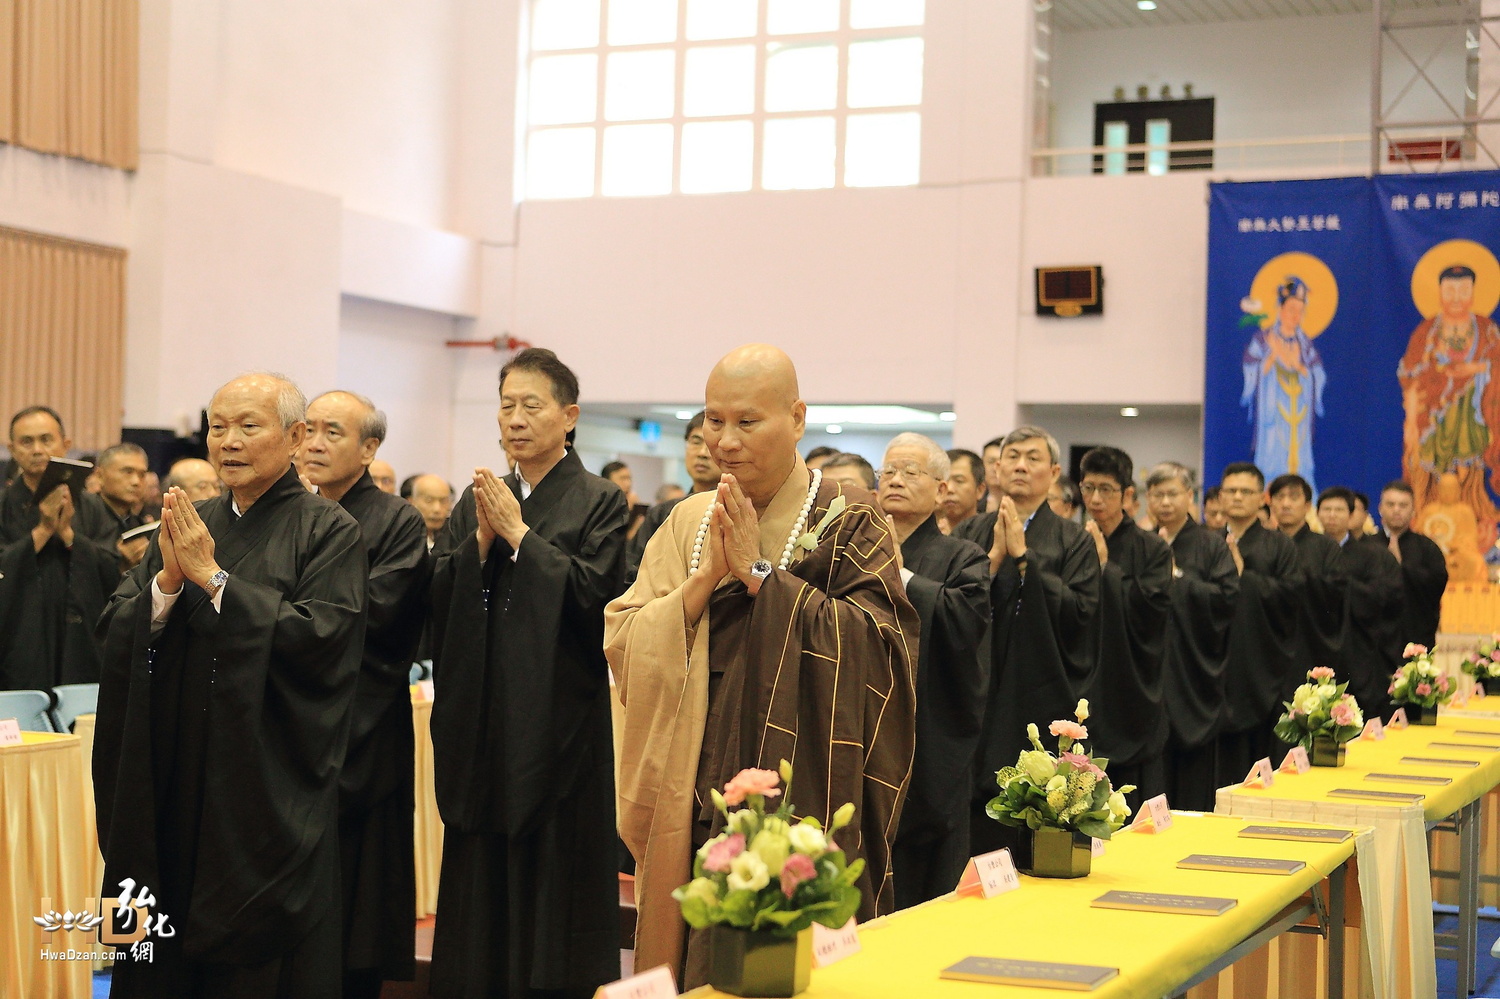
[1030,134,1378,178]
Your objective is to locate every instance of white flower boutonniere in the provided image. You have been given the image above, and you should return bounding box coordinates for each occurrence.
[795,495,845,552]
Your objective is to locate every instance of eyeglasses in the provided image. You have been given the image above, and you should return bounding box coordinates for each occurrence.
[1220,487,1261,497]
[1079,483,1121,497]
[878,463,932,481]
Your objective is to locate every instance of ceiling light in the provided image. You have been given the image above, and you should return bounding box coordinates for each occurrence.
[939,411,957,422]
[826,424,844,435]
[1137,0,1157,9]
[674,410,693,420]
[1120,407,1140,418]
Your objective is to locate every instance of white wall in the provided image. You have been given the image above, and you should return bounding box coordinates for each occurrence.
[1020,404,1203,489]
[1050,13,1469,151]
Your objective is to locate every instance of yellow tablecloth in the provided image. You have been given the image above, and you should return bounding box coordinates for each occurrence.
[1216,710,1500,999]
[1440,584,1500,634]
[74,714,103,901]
[412,690,443,918]
[685,813,1361,999]
[0,731,92,999]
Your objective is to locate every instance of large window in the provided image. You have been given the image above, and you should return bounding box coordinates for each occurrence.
[524,0,925,199]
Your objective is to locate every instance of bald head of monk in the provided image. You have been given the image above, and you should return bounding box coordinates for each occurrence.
[704,344,807,507]
[207,372,308,509]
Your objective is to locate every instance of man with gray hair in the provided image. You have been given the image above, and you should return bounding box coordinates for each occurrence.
[301,389,430,997]
[95,372,368,997]
[877,432,989,905]
[165,457,222,503]
[1145,462,1240,811]
[956,426,1100,856]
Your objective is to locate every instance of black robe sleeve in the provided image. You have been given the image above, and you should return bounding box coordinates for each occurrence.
[1340,539,1404,712]
[1087,523,1173,767]
[900,530,990,837]
[1222,525,1304,733]
[624,498,675,585]
[1291,530,1346,695]
[1395,532,1448,649]
[1163,525,1240,749]
[0,532,118,689]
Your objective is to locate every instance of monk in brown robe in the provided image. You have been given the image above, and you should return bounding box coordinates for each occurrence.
[605,345,918,983]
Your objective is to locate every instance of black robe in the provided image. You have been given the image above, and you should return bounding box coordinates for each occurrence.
[1084,518,1172,807]
[1160,519,1240,811]
[428,449,628,999]
[624,493,687,586]
[1216,522,1302,786]
[892,515,989,908]
[335,471,431,989]
[94,466,367,998]
[0,482,121,691]
[1378,529,1448,650]
[1287,525,1346,696]
[1337,536,1404,716]
[967,503,1100,854]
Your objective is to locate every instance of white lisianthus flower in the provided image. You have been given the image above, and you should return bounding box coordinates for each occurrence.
[1292,683,1315,702]
[788,824,827,856]
[1315,684,1336,700]
[750,830,791,876]
[830,802,856,831]
[1026,723,1040,744]
[1298,695,1323,716]
[727,851,771,892]
[1108,791,1129,819]
[1075,699,1090,721]
[1019,750,1058,786]
[760,816,789,838]
[1046,774,1067,792]
[683,877,720,905]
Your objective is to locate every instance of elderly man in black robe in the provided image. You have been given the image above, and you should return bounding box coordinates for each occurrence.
[94,373,367,997]
[1318,487,1404,718]
[1376,480,1449,650]
[1270,474,1345,700]
[1077,447,1172,810]
[0,406,121,691]
[957,426,1100,855]
[302,390,430,999]
[877,432,989,907]
[1146,463,1240,811]
[428,348,628,999]
[1215,462,1303,787]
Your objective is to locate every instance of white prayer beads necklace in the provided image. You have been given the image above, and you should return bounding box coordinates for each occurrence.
[689,468,823,575]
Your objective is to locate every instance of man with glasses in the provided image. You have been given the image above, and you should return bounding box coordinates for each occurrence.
[877,433,990,906]
[1215,462,1302,786]
[1077,447,1173,810]
[961,426,1100,856]
[1147,463,1240,811]
[625,411,719,583]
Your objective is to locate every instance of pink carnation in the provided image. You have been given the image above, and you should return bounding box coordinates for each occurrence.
[1061,751,1104,777]
[1438,675,1450,691]
[704,833,745,873]
[780,852,817,898]
[1049,720,1089,741]
[1310,666,1337,681]
[1331,701,1356,726]
[1416,682,1432,697]
[1404,643,1428,658]
[723,768,782,806]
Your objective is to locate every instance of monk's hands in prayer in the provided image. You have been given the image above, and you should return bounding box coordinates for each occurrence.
[716,474,766,594]
[164,487,223,592]
[1085,520,1109,567]
[156,493,184,594]
[1388,531,1403,564]
[32,485,75,552]
[1227,532,1245,576]
[989,496,1028,574]
[474,468,528,558]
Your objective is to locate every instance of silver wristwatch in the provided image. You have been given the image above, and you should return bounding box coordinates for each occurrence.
[749,559,774,583]
[205,568,229,595]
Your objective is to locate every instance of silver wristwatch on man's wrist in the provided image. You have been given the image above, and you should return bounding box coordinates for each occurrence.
[749,559,774,583]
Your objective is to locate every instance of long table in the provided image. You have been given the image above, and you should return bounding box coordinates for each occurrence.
[684,813,1362,999]
[1217,709,1500,998]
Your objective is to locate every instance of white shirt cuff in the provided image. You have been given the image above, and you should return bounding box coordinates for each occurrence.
[150,575,224,630]
[899,566,914,587]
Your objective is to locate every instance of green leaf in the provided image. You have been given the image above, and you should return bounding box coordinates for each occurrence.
[720,889,759,928]
[1076,816,1111,840]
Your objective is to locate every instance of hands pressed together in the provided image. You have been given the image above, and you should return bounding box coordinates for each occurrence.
[31,486,76,552]
[156,488,223,595]
[988,495,1029,574]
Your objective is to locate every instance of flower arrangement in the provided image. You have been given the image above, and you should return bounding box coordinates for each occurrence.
[674,761,863,938]
[1461,635,1500,683]
[1273,667,1364,750]
[1389,644,1454,708]
[984,700,1134,840]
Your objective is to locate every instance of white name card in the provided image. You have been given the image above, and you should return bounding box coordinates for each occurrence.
[0,718,20,747]
[1361,718,1385,741]
[1388,708,1409,730]
[417,679,435,702]
[1132,794,1173,834]
[594,964,676,999]
[1280,746,1310,774]
[957,848,1021,899]
[812,917,861,968]
[1092,837,1105,857]
[1243,757,1276,788]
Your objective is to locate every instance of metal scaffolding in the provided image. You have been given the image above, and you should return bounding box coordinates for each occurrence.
[1372,0,1500,173]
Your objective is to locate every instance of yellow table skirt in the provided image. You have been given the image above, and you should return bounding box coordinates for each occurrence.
[412,690,443,918]
[686,813,1360,999]
[0,732,92,999]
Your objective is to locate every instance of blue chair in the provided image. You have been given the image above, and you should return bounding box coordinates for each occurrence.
[0,689,57,732]
[409,661,432,684]
[50,683,99,733]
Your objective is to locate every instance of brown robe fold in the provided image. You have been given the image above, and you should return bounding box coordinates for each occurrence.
[605,460,918,978]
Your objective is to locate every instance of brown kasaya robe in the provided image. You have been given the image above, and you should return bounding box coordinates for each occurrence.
[605,459,918,979]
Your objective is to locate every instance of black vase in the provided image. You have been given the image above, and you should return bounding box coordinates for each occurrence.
[706,926,812,997]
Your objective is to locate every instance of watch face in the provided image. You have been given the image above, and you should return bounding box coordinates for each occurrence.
[751,559,774,577]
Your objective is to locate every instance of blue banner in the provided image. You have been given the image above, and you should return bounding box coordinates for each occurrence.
[1204,171,1500,577]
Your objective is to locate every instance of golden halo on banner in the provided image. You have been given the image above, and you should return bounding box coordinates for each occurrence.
[1410,239,1500,319]
[1249,252,1339,338]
